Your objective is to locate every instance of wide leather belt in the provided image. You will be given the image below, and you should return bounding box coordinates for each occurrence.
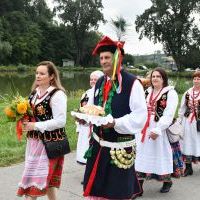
[92,132,136,149]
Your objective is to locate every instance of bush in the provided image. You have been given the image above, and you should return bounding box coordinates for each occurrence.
[173,78,192,94]
[17,64,28,72]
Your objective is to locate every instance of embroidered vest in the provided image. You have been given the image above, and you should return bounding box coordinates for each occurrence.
[93,70,136,142]
[27,89,66,141]
[184,92,190,117]
[184,92,200,119]
[145,90,168,122]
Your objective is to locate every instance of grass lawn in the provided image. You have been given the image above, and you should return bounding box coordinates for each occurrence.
[0,96,80,167]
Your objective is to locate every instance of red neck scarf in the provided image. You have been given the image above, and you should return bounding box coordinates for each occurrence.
[141,88,163,142]
[103,78,112,104]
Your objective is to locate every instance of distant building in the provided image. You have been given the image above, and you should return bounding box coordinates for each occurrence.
[62,59,74,67]
[163,56,178,71]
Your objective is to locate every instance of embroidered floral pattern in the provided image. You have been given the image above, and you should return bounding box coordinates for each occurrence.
[36,105,46,115]
[137,172,171,181]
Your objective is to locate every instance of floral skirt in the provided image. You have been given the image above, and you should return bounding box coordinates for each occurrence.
[171,141,184,178]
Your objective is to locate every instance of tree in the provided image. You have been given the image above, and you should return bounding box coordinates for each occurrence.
[55,0,105,65]
[39,24,76,66]
[135,0,200,71]
[0,0,55,64]
[182,45,200,68]
[81,31,102,66]
[0,19,12,64]
[26,0,54,25]
[111,16,130,41]
[0,0,28,17]
[123,53,135,66]
[1,11,42,64]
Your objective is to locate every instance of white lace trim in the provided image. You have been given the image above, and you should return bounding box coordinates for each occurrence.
[18,182,47,190]
[71,111,113,126]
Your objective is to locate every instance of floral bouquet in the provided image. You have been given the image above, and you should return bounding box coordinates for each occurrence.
[4,95,34,141]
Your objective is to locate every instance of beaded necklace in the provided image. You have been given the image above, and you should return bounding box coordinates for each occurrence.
[98,79,118,115]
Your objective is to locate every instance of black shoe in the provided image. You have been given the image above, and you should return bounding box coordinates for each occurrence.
[183,164,193,177]
[160,181,173,193]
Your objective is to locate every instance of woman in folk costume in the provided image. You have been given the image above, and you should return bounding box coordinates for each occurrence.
[17,61,70,200]
[139,71,184,179]
[135,68,178,194]
[178,71,200,176]
[82,36,147,199]
[76,70,104,165]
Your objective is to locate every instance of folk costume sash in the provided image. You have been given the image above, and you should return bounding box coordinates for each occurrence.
[141,88,163,142]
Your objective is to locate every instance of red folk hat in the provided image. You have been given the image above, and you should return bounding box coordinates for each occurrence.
[92,36,125,93]
[92,36,125,55]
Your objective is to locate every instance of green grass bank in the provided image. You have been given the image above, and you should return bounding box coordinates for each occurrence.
[0,94,80,167]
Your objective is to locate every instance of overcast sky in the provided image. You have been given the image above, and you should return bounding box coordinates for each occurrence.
[46,0,163,55]
[99,0,163,55]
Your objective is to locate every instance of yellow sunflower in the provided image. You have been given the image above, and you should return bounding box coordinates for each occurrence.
[17,102,28,114]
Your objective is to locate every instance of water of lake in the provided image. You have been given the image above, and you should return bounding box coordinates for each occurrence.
[0,71,90,96]
[0,71,192,96]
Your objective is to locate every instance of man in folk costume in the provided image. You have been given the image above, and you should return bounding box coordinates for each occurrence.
[83,36,147,199]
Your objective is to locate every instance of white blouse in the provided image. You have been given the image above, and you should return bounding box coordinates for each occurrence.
[33,86,67,133]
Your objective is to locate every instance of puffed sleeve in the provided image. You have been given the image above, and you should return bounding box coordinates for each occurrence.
[114,79,147,135]
[34,90,67,133]
[150,89,178,135]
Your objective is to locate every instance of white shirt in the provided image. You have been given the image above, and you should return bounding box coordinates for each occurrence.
[33,86,67,133]
[101,79,147,135]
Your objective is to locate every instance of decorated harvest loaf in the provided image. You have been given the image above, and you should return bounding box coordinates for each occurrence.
[79,105,105,116]
[138,78,151,88]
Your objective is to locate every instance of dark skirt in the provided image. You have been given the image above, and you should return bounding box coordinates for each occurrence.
[83,140,141,199]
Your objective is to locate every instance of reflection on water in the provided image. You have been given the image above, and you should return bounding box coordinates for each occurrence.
[0,71,193,96]
[0,71,90,96]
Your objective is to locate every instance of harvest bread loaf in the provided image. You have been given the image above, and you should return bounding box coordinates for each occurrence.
[79,105,105,116]
[138,77,151,88]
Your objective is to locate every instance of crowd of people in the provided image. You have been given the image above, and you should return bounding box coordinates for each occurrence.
[16,36,200,200]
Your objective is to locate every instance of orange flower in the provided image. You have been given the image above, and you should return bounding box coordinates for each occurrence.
[4,106,16,118]
[17,102,28,114]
